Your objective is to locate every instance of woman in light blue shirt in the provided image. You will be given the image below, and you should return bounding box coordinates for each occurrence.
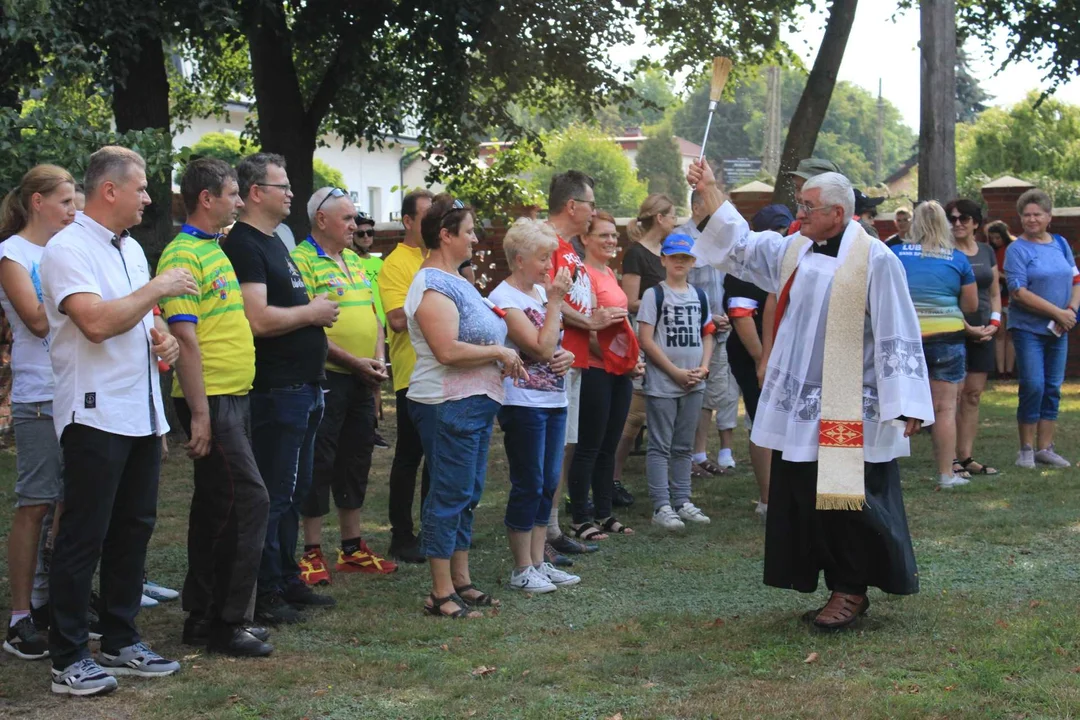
[1004,189,1080,468]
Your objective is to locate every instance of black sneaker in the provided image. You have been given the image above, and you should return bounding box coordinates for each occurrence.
[254,593,304,626]
[282,582,336,608]
[208,626,273,658]
[373,432,391,449]
[612,481,635,508]
[182,615,209,646]
[3,616,49,660]
[31,603,49,633]
[549,533,599,555]
[388,537,426,564]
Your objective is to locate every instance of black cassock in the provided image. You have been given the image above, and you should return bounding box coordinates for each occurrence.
[763,451,919,596]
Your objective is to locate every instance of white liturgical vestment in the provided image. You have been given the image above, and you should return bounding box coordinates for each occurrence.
[693,202,934,463]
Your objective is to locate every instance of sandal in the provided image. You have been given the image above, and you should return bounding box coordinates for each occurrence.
[958,457,999,476]
[813,592,870,630]
[698,459,726,476]
[454,584,500,608]
[951,460,972,479]
[423,592,470,618]
[691,463,708,479]
[570,522,608,541]
[598,516,634,535]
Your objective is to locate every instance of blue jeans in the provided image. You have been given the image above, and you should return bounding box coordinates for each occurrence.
[498,405,568,532]
[922,341,966,383]
[250,383,324,595]
[409,395,499,560]
[1011,329,1068,424]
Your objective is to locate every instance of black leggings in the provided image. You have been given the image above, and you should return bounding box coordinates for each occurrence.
[568,368,633,524]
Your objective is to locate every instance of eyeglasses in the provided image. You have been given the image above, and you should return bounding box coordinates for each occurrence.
[796,203,834,215]
[573,198,596,210]
[257,183,292,193]
[949,213,973,225]
[314,187,347,215]
[354,229,375,237]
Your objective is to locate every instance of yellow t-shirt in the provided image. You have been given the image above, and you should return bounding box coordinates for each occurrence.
[157,229,256,397]
[291,238,378,375]
[379,242,426,392]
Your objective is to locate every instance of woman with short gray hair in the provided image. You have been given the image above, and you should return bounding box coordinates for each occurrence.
[1004,189,1080,468]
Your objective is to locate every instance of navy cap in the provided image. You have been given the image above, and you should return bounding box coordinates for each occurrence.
[660,233,695,256]
[751,204,795,233]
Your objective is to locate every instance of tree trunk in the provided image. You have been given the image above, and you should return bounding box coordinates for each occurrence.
[110,32,173,267]
[244,2,318,239]
[918,0,957,202]
[772,0,859,208]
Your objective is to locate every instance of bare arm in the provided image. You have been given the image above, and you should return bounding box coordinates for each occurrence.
[959,282,978,314]
[700,330,715,369]
[170,322,209,415]
[504,297,563,362]
[1011,287,1070,321]
[621,273,642,313]
[990,266,1002,315]
[375,307,386,361]
[386,307,407,333]
[62,283,168,344]
[732,316,762,363]
[687,158,726,216]
[0,258,48,337]
[415,290,516,369]
[240,282,336,338]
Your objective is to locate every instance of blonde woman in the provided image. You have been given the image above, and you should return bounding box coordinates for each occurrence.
[891,201,978,488]
[613,194,678,502]
[0,164,76,660]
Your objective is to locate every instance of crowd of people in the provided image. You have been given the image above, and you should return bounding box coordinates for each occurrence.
[0,143,1075,697]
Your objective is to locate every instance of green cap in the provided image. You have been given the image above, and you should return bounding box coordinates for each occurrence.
[786,157,841,180]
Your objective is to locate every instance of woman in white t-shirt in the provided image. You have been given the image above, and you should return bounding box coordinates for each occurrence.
[489,218,579,595]
[0,164,76,659]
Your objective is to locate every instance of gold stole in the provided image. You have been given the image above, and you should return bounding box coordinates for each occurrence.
[778,227,874,510]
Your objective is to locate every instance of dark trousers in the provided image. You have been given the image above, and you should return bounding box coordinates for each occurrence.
[49,424,160,669]
[568,368,633,524]
[176,395,269,626]
[302,371,376,518]
[250,383,324,596]
[388,387,430,543]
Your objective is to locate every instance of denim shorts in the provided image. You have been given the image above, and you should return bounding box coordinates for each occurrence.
[12,401,63,506]
[922,341,966,383]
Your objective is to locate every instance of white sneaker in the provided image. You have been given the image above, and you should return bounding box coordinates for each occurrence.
[1016,447,1035,468]
[1035,445,1071,468]
[716,450,736,470]
[939,474,971,488]
[509,566,556,594]
[755,501,768,520]
[676,502,711,524]
[140,594,159,608]
[142,581,179,602]
[652,505,685,530]
[539,562,580,587]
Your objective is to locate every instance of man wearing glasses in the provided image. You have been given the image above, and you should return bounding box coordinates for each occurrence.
[350,212,385,326]
[223,153,340,625]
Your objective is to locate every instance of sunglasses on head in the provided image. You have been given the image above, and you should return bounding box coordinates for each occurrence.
[314,187,347,215]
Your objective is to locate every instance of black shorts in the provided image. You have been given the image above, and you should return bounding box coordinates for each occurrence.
[301,371,377,518]
[965,337,996,374]
[729,356,762,423]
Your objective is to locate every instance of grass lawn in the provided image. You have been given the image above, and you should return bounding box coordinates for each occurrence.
[1,381,1080,719]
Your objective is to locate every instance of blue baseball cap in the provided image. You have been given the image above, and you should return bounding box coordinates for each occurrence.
[661,233,695,256]
[751,204,795,233]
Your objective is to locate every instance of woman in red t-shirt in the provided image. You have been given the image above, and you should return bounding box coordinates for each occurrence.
[566,212,642,541]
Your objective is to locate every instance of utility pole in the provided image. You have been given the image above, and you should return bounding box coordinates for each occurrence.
[919,0,957,201]
[875,79,885,182]
[762,65,782,176]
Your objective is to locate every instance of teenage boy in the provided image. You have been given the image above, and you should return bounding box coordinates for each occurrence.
[635,234,715,530]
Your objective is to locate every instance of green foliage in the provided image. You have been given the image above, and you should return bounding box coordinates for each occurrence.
[672,66,916,188]
[635,125,687,209]
[531,126,647,217]
[0,105,172,195]
[956,48,992,124]
[185,132,346,190]
[444,140,545,222]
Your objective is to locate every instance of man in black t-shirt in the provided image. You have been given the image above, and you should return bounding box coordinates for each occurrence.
[223,153,340,625]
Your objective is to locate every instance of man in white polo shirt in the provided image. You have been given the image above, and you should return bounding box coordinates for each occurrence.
[41,146,198,697]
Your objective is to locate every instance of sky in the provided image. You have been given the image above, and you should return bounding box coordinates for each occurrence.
[617,1,1080,132]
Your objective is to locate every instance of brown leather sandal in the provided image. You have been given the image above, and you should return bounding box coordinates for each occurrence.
[812,592,870,630]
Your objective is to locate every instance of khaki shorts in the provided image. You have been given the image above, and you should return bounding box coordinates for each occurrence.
[702,340,740,431]
[565,367,582,444]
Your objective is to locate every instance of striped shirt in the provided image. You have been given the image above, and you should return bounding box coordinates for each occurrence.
[292,237,378,374]
[157,226,256,397]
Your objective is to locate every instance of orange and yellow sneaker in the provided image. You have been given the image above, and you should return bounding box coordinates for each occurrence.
[299,548,332,586]
[335,542,398,575]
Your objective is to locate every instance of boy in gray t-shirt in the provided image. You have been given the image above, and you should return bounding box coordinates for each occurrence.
[636,234,716,530]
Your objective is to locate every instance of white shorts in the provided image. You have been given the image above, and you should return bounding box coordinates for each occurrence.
[565,367,582,445]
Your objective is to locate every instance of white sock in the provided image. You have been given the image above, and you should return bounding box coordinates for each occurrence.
[692,452,707,464]
[717,448,733,462]
[10,611,29,627]
[940,473,954,483]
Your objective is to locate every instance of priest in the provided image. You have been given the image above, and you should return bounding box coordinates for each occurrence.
[687,159,933,630]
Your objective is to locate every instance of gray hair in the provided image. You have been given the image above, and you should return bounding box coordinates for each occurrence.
[307,186,349,224]
[1016,188,1052,216]
[803,172,855,219]
[503,217,558,266]
[84,146,146,196]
